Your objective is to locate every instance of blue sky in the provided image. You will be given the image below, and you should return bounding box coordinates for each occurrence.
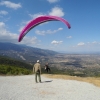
[0,0,100,53]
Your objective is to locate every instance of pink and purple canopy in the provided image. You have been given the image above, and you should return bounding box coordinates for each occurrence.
[18,16,71,42]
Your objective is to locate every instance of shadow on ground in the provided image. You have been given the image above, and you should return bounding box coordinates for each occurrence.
[42,80,53,83]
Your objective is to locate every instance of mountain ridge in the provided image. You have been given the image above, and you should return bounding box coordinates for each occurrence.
[0,42,58,64]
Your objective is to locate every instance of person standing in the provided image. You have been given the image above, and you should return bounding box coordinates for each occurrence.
[33,60,41,83]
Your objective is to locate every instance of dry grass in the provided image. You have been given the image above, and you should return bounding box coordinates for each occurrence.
[43,74,100,87]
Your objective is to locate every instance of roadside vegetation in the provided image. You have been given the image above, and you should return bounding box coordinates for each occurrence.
[0,56,33,75]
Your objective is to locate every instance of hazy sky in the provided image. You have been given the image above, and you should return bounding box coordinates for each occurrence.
[0,0,100,53]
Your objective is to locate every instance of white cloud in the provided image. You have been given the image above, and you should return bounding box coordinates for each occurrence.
[77,41,100,47]
[0,22,5,27]
[72,41,100,52]
[0,1,21,9]
[49,7,64,17]
[0,22,18,43]
[35,28,63,35]
[51,40,63,45]
[67,36,72,39]
[20,36,39,46]
[29,7,64,18]
[77,42,85,46]
[18,25,25,32]
[47,0,60,3]
[18,20,32,32]
[0,10,8,15]
[0,22,39,45]
[92,41,97,44]
[58,28,63,30]
[29,13,45,19]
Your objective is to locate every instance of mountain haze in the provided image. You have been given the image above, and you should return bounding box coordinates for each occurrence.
[0,42,58,64]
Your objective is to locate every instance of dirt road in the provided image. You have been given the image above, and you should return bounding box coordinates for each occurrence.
[0,75,100,100]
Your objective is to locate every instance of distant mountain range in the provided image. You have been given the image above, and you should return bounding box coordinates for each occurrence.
[0,42,58,64]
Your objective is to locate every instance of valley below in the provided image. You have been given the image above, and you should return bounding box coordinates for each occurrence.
[44,54,100,77]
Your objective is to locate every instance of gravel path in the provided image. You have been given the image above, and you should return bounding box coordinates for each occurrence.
[0,75,100,100]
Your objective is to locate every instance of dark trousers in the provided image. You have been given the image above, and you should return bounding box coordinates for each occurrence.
[46,68,50,73]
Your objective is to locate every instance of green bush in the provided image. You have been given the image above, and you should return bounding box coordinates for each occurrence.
[0,65,32,75]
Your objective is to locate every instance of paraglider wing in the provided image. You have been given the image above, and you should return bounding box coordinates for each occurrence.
[18,16,71,42]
